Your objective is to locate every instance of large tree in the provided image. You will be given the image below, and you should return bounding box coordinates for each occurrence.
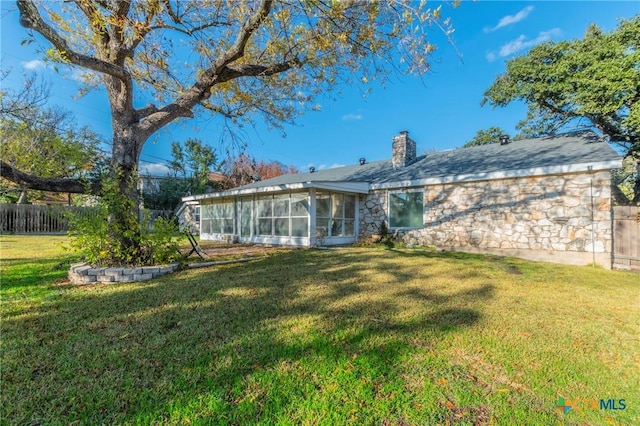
[1,0,454,263]
[482,16,640,203]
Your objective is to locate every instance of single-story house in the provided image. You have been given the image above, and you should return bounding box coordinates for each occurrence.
[180,130,621,268]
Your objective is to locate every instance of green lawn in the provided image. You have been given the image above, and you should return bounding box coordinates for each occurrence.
[1,235,638,425]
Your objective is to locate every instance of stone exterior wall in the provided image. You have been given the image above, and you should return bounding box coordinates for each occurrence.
[359,193,388,236]
[178,204,200,233]
[359,171,614,267]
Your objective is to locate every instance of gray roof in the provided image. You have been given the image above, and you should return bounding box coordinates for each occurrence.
[236,131,620,189]
[184,131,621,201]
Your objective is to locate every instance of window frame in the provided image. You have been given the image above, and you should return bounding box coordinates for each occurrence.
[200,199,234,234]
[315,191,356,238]
[255,192,310,238]
[388,190,424,229]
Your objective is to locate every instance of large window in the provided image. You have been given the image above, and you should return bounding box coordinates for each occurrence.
[201,200,234,234]
[256,193,310,238]
[240,198,252,237]
[290,194,309,237]
[256,195,273,236]
[273,194,290,236]
[389,192,423,228]
[315,192,356,238]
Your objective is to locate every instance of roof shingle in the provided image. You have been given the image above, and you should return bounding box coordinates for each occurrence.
[234,131,621,191]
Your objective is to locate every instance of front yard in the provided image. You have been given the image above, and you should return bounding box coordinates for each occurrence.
[1,235,638,425]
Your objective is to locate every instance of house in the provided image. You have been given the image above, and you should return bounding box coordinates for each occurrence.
[181,131,621,268]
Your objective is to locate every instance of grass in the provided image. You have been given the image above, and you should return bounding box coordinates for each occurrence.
[1,235,638,425]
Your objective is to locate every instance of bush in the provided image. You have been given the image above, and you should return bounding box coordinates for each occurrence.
[66,174,185,267]
[140,216,184,266]
[67,208,185,267]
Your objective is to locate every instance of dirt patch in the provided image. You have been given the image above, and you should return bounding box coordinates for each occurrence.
[189,242,293,259]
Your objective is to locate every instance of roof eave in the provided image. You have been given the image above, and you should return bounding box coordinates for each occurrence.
[180,181,370,202]
[370,160,621,190]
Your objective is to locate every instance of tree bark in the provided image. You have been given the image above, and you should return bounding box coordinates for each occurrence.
[0,160,102,193]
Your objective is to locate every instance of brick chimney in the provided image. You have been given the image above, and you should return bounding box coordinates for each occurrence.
[392,130,417,168]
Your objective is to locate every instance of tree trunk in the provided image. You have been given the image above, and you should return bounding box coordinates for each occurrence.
[106,126,145,264]
[101,70,148,264]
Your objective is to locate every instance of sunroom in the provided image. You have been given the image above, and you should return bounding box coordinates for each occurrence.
[188,182,369,247]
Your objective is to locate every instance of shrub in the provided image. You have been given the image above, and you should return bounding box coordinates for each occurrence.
[66,174,185,267]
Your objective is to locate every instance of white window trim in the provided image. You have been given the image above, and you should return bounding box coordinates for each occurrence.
[387,190,425,230]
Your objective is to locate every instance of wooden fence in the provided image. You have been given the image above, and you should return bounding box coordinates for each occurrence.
[613,206,640,271]
[0,204,172,234]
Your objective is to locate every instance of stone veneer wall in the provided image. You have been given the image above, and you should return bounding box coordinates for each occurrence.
[178,204,200,233]
[359,171,614,268]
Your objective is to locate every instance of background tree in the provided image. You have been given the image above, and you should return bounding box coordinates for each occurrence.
[141,138,219,210]
[2,0,455,264]
[140,177,188,211]
[462,126,507,148]
[168,138,219,195]
[482,16,640,203]
[0,69,50,118]
[0,73,103,204]
[221,152,297,189]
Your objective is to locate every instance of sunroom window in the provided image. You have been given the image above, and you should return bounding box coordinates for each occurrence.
[290,194,309,237]
[389,191,424,228]
[256,195,273,236]
[256,193,310,238]
[240,198,252,237]
[316,192,356,237]
[201,200,234,234]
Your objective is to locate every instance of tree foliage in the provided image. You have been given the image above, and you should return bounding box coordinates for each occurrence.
[142,138,220,210]
[3,0,455,264]
[168,138,219,195]
[0,73,103,203]
[482,16,640,202]
[462,126,507,148]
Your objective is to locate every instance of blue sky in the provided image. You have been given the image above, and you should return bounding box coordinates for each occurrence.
[1,1,639,175]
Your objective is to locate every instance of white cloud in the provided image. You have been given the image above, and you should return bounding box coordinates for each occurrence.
[301,162,346,172]
[69,68,86,82]
[485,6,534,33]
[301,163,316,172]
[21,59,46,71]
[139,163,173,176]
[342,113,363,121]
[487,28,561,61]
[68,67,100,84]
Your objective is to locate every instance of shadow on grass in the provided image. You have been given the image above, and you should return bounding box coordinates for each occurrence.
[1,255,78,293]
[2,248,495,424]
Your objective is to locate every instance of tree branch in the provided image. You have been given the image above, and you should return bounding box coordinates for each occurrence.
[136,0,278,135]
[17,0,129,81]
[0,161,101,194]
[214,0,273,70]
[218,60,302,83]
[72,0,111,53]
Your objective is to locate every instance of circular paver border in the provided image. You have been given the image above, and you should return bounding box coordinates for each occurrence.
[68,262,180,284]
